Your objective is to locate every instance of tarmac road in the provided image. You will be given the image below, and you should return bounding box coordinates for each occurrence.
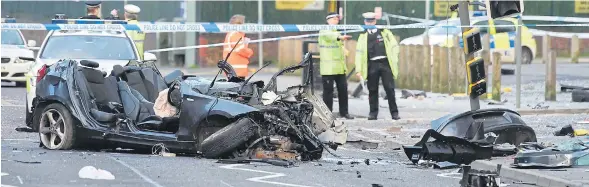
[1,86,468,187]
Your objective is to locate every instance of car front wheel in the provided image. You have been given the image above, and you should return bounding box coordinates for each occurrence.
[39,103,77,150]
[522,47,533,64]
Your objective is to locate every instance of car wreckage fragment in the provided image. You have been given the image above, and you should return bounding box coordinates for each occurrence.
[404,108,537,165]
[403,129,493,165]
[512,141,589,168]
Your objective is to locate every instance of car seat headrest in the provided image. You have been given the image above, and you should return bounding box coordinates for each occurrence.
[80,60,99,68]
[112,65,125,78]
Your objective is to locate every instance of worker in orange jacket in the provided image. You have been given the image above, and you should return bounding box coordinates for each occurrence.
[223,14,254,79]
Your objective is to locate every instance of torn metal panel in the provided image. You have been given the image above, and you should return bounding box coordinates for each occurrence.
[403,129,493,165]
[513,141,589,168]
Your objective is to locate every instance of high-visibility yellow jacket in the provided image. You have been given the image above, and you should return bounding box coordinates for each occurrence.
[126,19,146,60]
[354,29,400,79]
[318,30,347,75]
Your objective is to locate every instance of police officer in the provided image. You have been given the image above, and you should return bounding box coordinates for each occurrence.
[80,1,102,19]
[354,12,400,120]
[319,12,353,119]
[124,4,146,60]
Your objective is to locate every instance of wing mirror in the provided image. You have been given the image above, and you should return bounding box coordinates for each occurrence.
[143,52,157,63]
[27,40,37,47]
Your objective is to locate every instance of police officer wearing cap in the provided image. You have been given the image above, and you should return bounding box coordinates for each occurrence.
[124,4,146,60]
[354,12,400,120]
[80,1,102,19]
[319,12,353,119]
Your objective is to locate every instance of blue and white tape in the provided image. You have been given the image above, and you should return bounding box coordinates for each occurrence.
[146,29,367,53]
[2,22,589,33]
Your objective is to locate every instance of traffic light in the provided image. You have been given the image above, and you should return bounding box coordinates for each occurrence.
[485,0,524,19]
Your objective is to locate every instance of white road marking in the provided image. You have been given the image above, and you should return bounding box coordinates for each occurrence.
[436,172,462,179]
[16,176,23,184]
[108,156,164,187]
[219,164,314,187]
[220,180,235,187]
[0,173,18,187]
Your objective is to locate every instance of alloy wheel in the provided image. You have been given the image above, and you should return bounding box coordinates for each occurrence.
[39,109,66,149]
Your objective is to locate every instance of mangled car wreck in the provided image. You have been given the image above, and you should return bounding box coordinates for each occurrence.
[29,51,347,161]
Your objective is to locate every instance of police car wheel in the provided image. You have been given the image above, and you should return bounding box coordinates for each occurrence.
[522,47,533,64]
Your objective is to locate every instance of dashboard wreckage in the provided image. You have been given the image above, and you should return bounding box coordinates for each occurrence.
[29,40,347,162]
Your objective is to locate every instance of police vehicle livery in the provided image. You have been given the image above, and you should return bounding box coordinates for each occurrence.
[1,18,37,86]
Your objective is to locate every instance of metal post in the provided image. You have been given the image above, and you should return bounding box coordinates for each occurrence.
[184,0,198,68]
[458,1,480,111]
[258,0,263,68]
[515,16,522,108]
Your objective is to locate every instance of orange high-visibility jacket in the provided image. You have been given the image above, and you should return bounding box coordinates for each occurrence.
[223,31,254,78]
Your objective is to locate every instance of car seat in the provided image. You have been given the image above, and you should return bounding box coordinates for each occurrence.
[111,65,179,132]
[77,60,125,123]
[119,66,167,102]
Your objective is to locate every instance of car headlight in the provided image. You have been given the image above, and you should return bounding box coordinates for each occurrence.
[15,57,35,64]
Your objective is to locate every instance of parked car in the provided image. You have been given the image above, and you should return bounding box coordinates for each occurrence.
[1,18,37,87]
[400,16,537,65]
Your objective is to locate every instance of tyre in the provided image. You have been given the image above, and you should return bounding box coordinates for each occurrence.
[38,103,77,150]
[199,117,257,158]
[522,47,533,64]
[572,89,589,102]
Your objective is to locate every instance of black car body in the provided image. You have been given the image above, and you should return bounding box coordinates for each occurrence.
[30,53,345,160]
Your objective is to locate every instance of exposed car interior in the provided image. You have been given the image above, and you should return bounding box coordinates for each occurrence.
[77,60,180,133]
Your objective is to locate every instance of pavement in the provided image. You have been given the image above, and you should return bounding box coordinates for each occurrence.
[1,62,588,187]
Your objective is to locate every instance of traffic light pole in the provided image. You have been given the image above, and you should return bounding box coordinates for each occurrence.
[458,1,481,111]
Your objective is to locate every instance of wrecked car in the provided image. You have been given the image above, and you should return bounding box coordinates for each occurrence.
[403,108,537,165]
[30,52,346,161]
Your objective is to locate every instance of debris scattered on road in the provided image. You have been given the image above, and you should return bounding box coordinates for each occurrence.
[553,125,589,137]
[401,89,427,99]
[372,184,384,187]
[217,158,294,167]
[356,171,361,178]
[410,135,420,138]
[572,89,589,102]
[78,166,115,180]
[560,84,589,92]
[459,165,501,187]
[364,159,370,165]
[546,125,557,128]
[346,140,379,150]
[350,161,360,165]
[487,99,508,105]
[14,127,36,133]
[513,140,589,168]
[337,161,343,165]
[1,159,41,164]
[433,161,459,169]
[333,169,343,172]
[531,103,549,109]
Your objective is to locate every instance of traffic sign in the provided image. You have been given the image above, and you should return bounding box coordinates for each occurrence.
[466,57,486,84]
[468,80,487,98]
[462,27,483,56]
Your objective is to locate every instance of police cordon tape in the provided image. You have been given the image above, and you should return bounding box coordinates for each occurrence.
[2,22,589,33]
[145,29,367,53]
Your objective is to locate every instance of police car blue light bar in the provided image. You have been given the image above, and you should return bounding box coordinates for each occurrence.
[51,19,127,25]
[1,18,16,23]
[473,11,487,17]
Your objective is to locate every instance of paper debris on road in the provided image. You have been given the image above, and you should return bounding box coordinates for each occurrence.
[78,166,115,180]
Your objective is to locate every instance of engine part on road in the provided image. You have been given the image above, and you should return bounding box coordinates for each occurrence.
[459,165,501,187]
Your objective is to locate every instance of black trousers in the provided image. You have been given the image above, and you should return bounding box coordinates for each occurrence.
[322,74,349,115]
[367,59,399,117]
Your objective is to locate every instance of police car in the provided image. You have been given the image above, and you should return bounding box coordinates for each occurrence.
[25,18,157,126]
[1,18,37,87]
[400,13,537,65]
